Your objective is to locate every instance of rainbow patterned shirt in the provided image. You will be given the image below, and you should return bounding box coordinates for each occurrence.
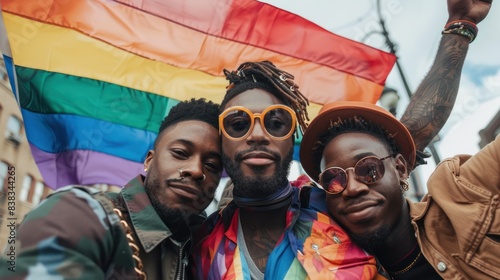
[192,185,389,279]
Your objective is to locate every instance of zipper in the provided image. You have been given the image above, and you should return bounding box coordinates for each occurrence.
[175,239,189,280]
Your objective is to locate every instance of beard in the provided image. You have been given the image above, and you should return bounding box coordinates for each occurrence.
[349,225,391,251]
[144,175,193,241]
[339,183,405,251]
[222,146,294,199]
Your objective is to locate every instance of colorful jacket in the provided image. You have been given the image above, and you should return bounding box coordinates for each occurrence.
[409,135,500,279]
[0,175,199,280]
[192,185,389,279]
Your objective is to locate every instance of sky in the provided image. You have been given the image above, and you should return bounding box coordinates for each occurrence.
[259,0,500,192]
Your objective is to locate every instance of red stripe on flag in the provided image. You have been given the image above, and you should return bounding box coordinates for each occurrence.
[115,0,395,85]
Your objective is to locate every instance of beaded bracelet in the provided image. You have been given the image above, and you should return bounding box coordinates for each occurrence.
[444,20,478,33]
[442,20,478,43]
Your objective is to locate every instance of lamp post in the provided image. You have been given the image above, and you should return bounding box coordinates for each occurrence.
[373,0,441,168]
[366,0,458,201]
[379,86,400,116]
[378,85,425,201]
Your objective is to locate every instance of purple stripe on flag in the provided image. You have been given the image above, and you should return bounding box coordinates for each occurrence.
[30,143,143,189]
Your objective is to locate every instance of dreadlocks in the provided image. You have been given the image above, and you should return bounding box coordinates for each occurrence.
[220,61,310,135]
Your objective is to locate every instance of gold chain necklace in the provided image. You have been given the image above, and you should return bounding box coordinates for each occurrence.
[390,251,422,276]
[113,208,147,280]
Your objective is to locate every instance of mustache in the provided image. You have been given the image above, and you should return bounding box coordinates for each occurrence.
[234,147,281,162]
[165,176,200,186]
[164,176,216,210]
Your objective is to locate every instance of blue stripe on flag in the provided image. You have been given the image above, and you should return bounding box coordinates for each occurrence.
[21,109,156,162]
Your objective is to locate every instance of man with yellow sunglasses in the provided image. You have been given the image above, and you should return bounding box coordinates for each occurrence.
[193,61,386,279]
[191,0,492,278]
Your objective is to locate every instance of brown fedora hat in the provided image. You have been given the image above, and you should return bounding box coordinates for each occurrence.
[300,101,416,182]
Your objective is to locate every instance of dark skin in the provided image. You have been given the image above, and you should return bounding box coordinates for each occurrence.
[324,0,493,270]
[219,0,493,274]
[240,206,288,270]
[143,120,223,215]
[322,133,412,266]
[400,0,493,153]
[221,89,293,272]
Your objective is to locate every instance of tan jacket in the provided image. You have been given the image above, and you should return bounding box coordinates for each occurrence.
[409,136,500,279]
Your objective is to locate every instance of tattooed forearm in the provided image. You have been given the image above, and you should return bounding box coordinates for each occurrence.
[400,34,469,152]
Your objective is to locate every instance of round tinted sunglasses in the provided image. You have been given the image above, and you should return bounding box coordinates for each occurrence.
[219,105,297,140]
[319,155,394,194]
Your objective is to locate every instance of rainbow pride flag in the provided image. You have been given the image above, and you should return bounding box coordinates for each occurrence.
[0,0,395,189]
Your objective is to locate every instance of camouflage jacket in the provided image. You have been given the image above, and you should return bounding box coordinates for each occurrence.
[0,175,197,280]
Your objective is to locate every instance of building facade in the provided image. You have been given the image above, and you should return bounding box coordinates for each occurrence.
[479,111,500,148]
[0,57,52,251]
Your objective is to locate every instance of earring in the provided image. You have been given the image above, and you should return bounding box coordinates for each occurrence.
[401,179,409,192]
[144,167,148,172]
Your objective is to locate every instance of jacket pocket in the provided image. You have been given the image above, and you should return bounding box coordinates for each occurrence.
[464,200,500,279]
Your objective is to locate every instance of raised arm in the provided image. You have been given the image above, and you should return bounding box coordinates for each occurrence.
[401,0,493,153]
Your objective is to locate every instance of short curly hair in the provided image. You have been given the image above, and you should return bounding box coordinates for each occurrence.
[154,98,219,148]
[312,116,399,166]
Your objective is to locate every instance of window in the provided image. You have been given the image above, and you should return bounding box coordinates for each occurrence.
[0,62,7,83]
[6,116,21,136]
[0,62,11,89]
[32,182,45,205]
[0,162,7,191]
[19,175,32,202]
[5,115,22,146]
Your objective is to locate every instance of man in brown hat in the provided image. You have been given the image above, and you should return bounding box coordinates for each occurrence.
[300,100,500,279]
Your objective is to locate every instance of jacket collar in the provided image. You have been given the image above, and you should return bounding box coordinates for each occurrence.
[121,175,171,253]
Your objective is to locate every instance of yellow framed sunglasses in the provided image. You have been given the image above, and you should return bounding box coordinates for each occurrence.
[219,105,297,140]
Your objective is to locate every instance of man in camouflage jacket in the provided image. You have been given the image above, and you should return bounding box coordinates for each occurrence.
[0,98,223,280]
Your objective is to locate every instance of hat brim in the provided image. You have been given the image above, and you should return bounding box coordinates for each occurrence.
[300,101,416,182]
